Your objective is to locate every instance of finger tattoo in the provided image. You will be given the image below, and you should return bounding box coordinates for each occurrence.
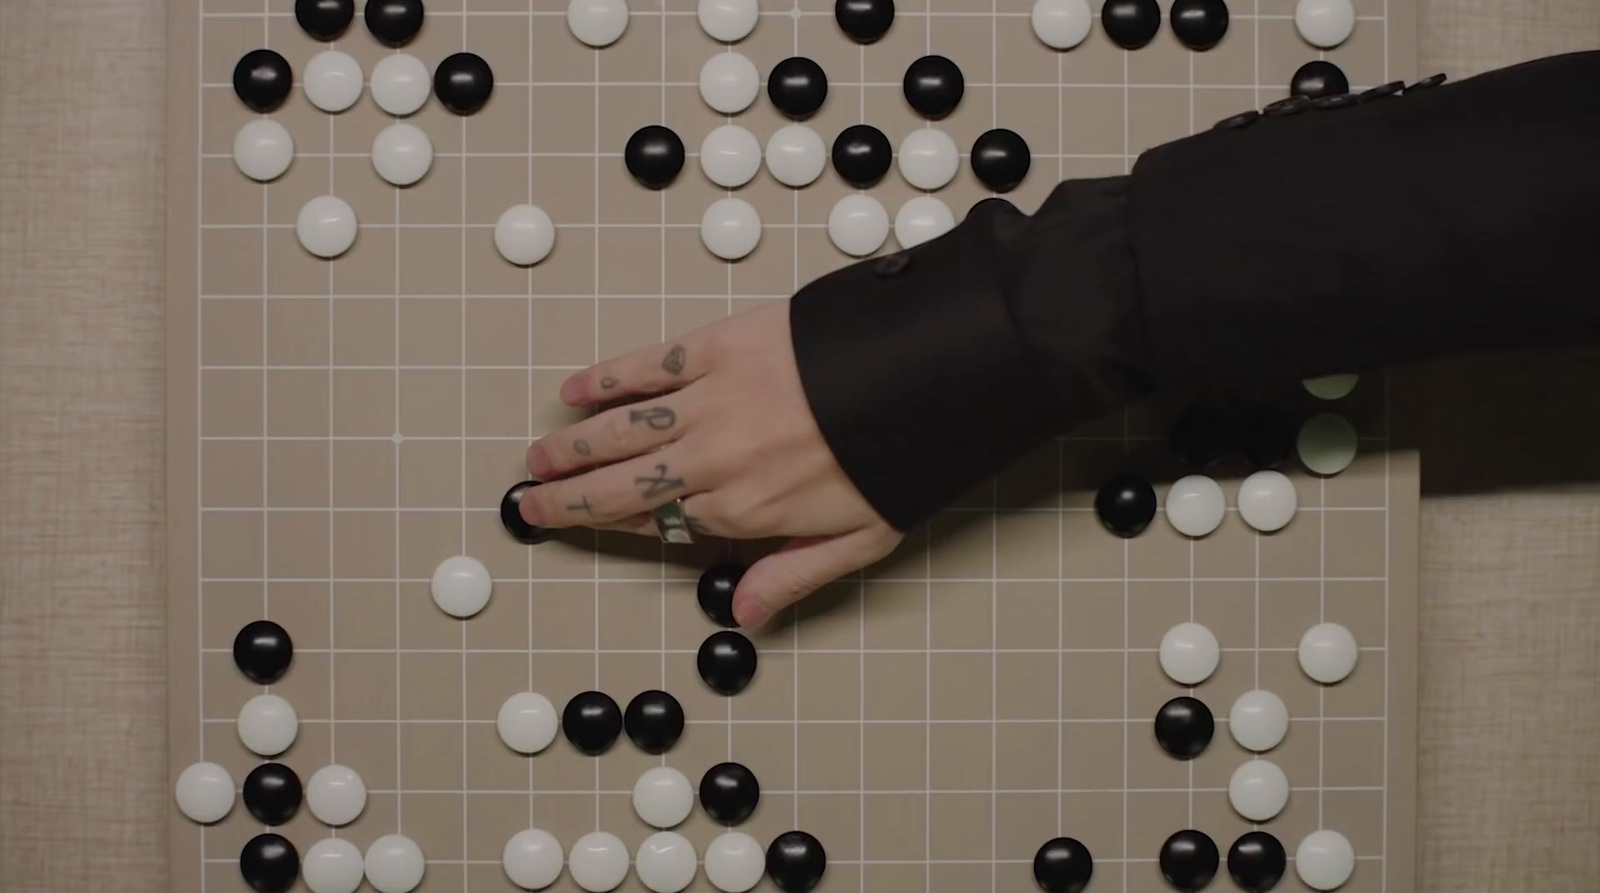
[635,463,686,499]
[599,376,618,390]
[567,494,595,516]
[661,345,686,376]
[629,407,676,431]
[573,438,592,456]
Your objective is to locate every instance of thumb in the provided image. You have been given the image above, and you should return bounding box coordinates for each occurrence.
[732,528,887,628]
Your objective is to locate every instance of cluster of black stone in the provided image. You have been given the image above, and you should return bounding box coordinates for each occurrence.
[1101,0,1230,51]
[499,483,826,892]
[231,0,494,116]
[1092,401,1302,538]
[231,620,307,893]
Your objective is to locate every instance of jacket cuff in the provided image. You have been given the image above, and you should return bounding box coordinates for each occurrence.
[788,178,1149,532]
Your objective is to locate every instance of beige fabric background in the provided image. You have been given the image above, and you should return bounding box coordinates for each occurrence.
[1,1,1596,890]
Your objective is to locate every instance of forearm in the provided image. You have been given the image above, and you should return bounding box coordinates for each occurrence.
[790,50,1600,533]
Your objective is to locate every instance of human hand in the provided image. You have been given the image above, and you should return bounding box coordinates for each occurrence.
[519,301,904,628]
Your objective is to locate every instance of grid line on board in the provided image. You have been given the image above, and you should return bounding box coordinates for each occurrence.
[186,1,1410,889]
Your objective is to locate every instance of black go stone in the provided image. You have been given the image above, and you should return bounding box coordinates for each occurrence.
[365,0,425,46]
[1094,471,1158,537]
[766,830,827,893]
[233,619,293,684]
[294,0,354,41]
[243,763,303,826]
[1101,0,1161,49]
[562,690,623,755]
[434,52,494,115]
[1171,404,1234,468]
[1170,0,1228,50]
[1228,831,1287,893]
[831,124,892,187]
[1160,830,1220,892]
[697,563,744,627]
[971,128,1030,192]
[700,761,761,824]
[698,630,758,696]
[768,57,828,118]
[834,0,894,42]
[233,49,292,113]
[1033,837,1094,893]
[1291,60,1350,98]
[1238,407,1297,469]
[625,125,686,189]
[240,833,299,893]
[1154,696,1214,760]
[624,689,685,754]
[902,54,964,119]
[500,480,550,545]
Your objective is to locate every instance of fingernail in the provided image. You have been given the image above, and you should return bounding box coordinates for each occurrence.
[519,497,543,526]
[558,377,585,405]
[732,597,770,629]
[526,444,552,479]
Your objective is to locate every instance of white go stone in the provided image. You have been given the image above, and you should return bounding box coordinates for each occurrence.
[1229,759,1290,822]
[704,831,765,893]
[1296,829,1356,890]
[1237,469,1297,532]
[569,831,630,893]
[636,832,697,893]
[365,834,426,893]
[430,554,492,618]
[371,52,432,116]
[1229,689,1290,752]
[1031,0,1092,49]
[698,52,760,114]
[698,0,759,42]
[1303,372,1359,400]
[1299,621,1359,684]
[1295,0,1355,48]
[233,118,294,182]
[894,195,954,249]
[371,122,433,187]
[504,828,565,890]
[897,127,960,191]
[304,837,366,893]
[304,49,364,113]
[296,195,358,259]
[174,761,235,824]
[568,0,629,47]
[1298,413,1358,476]
[700,197,761,260]
[632,766,694,829]
[237,692,298,756]
[497,691,560,754]
[765,124,826,188]
[827,194,889,256]
[1159,621,1220,685]
[1165,474,1226,538]
[495,204,557,266]
[700,124,763,188]
[306,764,367,826]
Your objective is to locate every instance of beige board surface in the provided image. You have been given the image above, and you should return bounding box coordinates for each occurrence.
[166,1,1421,891]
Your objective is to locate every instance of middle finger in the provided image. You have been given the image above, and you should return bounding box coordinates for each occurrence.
[521,445,706,529]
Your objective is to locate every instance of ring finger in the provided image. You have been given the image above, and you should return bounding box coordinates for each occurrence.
[528,392,693,480]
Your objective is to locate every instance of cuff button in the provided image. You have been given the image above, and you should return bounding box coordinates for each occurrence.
[1310,92,1359,110]
[1212,109,1260,130]
[1403,72,1447,93]
[1262,95,1312,117]
[1359,80,1405,101]
[872,251,912,277]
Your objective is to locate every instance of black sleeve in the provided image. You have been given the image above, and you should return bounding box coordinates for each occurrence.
[788,49,1600,533]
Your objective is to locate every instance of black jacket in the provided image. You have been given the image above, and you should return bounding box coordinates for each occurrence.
[789,49,1600,533]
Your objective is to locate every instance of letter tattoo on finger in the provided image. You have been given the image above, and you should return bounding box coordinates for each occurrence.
[566,494,595,517]
[635,463,686,499]
[599,376,619,390]
[573,438,592,456]
[661,345,686,376]
[628,407,676,431]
